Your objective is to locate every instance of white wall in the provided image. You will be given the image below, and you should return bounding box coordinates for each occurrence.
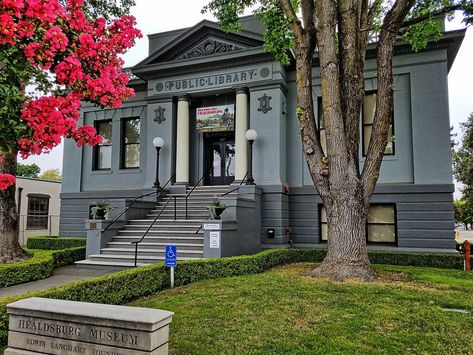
[15,177,61,245]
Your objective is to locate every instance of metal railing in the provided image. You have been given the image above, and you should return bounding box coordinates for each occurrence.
[131,194,175,267]
[194,172,248,235]
[97,176,174,238]
[171,166,212,220]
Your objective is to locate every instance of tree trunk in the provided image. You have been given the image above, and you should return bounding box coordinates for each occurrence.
[309,180,378,281]
[0,151,27,263]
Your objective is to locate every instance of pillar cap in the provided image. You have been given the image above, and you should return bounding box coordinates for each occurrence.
[236,87,248,95]
[177,94,190,102]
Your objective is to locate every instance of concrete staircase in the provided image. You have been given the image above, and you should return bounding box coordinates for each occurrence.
[76,186,230,268]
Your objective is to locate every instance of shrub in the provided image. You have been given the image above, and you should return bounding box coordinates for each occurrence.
[26,237,86,250]
[0,247,85,289]
[0,248,468,346]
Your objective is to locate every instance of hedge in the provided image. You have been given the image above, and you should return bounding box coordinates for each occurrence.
[0,247,85,289]
[0,248,468,346]
[26,236,86,250]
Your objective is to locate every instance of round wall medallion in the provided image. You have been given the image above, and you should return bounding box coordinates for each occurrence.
[260,67,270,78]
[156,82,164,92]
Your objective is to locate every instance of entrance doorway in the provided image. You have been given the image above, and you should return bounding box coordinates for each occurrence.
[204,134,235,185]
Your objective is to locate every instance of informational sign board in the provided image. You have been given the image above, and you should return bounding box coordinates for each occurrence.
[165,245,177,267]
[196,105,234,132]
[203,223,220,230]
[209,231,220,249]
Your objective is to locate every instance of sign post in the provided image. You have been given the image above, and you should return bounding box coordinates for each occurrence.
[165,245,177,288]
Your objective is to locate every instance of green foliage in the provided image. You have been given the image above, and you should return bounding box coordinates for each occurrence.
[403,18,444,52]
[0,248,469,347]
[204,1,473,64]
[16,163,41,178]
[454,113,473,206]
[26,237,86,250]
[39,168,62,181]
[454,199,473,225]
[0,247,85,289]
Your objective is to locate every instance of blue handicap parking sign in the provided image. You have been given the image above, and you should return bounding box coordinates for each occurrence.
[165,245,177,267]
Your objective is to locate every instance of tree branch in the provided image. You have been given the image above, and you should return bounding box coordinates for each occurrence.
[301,0,316,35]
[278,0,304,42]
[361,0,415,205]
[402,4,462,29]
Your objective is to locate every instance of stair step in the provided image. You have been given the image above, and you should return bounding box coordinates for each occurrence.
[75,260,146,268]
[101,248,203,257]
[123,224,200,230]
[117,230,202,236]
[107,242,203,250]
[128,219,202,224]
[113,236,203,243]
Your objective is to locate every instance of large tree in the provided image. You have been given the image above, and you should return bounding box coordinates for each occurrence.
[0,0,141,262]
[205,0,473,280]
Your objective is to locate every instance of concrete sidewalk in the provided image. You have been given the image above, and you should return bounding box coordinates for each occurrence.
[0,265,122,299]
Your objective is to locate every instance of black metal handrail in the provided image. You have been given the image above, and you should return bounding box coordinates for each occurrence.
[171,166,212,220]
[194,172,248,235]
[96,176,174,238]
[131,194,174,267]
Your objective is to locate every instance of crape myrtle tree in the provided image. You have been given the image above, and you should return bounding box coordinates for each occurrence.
[204,0,473,280]
[0,0,141,262]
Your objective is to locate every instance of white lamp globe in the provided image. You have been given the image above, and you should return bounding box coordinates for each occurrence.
[245,129,258,141]
[153,137,165,148]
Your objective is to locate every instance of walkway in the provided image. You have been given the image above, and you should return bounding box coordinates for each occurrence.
[0,265,122,299]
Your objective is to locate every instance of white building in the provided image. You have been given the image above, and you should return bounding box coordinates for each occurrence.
[16,177,61,245]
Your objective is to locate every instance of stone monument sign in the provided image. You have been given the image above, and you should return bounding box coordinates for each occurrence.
[5,297,174,354]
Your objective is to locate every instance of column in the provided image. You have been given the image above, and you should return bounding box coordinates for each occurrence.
[175,95,190,184]
[235,87,248,182]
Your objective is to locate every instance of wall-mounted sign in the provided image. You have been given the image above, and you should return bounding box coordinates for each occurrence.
[196,105,234,132]
[209,231,220,248]
[150,66,273,95]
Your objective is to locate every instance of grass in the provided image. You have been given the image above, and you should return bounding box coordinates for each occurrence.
[129,263,473,354]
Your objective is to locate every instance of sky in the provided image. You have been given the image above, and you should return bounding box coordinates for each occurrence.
[21,1,473,197]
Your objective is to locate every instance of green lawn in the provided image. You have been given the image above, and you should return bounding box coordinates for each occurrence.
[129,263,473,354]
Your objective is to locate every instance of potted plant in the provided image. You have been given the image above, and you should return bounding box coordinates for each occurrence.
[208,196,227,220]
[90,202,113,220]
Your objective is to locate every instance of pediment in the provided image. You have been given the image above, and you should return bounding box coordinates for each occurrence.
[176,36,247,60]
[139,21,264,66]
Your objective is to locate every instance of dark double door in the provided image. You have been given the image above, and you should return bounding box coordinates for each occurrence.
[205,136,235,185]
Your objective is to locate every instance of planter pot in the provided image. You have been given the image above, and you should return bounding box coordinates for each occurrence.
[214,206,226,219]
[94,209,106,220]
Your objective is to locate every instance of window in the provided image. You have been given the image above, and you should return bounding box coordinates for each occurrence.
[94,120,112,170]
[122,117,140,169]
[317,93,394,157]
[320,204,396,244]
[362,92,394,156]
[27,194,49,229]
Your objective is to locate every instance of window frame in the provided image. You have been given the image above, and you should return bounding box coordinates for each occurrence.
[361,90,395,157]
[26,194,50,230]
[318,92,395,158]
[93,119,113,171]
[318,203,397,245]
[120,117,141,170]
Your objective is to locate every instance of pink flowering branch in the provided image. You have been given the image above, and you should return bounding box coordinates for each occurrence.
[0,0,142,190]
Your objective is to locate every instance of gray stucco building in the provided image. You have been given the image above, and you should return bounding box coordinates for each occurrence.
[61,17,465,266]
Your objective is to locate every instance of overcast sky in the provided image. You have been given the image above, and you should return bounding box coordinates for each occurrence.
[22,0,473,196]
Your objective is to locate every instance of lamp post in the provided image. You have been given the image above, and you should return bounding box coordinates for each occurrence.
[245,129,257,185]
[153,137,165,190]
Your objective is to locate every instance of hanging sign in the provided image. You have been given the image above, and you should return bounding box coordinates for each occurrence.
[196,105,234,132]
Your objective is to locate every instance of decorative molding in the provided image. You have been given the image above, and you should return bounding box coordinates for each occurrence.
[154,106,166,124]
[177,38,245,60]
[257,94,272,114]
